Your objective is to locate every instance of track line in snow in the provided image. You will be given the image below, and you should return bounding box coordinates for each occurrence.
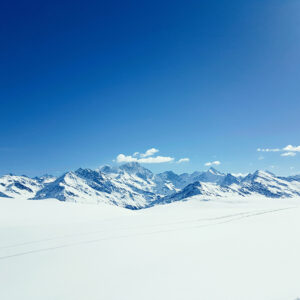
[0,209,268,250]
[0,209,272,250]
[0,206,295,261]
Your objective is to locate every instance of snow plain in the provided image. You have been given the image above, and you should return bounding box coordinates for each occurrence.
[0,196,300,300]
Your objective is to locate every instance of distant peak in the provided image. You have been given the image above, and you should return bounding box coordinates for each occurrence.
[99,165,115,173]
[120,162,141,168]
[159,170,177,176]
[242,170,276,183]
[253,170,274,177]
[101,164,111,168]
[118,162,153,178]
[38,174,54,178]
[119,162,145,171]
[221,173,239,186]
[208,167,223,175]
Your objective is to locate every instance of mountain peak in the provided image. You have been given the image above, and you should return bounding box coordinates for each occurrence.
[207,167,223,175]
[120,161,141,168]
[253,170,275,178]
[242,170,276,183]
[99,165,120,175]
[208,167,217,174]
[119,162,146,173]
[221,173,239,186]
[118,162,153,179]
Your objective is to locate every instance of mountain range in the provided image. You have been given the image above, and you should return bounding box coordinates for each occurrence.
[1,162,300,209]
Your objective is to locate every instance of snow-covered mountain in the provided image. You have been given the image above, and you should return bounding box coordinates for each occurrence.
[0,174,43,199]
[0,163,300,208]
[188,167,226,183]
[34,174,57,184]
[156,170,300,205]
[33,166,156,209]
[33,162,180,209]
[280,174,300,182]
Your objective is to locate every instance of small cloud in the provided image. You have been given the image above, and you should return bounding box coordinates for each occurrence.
[204,160,221,167]
[116,153,174,164]
[257,148,280,152]
[281,152,296,157]
[140,148,159,157]
[139,156,174,163]
[177,158,190,163]
[258,155,264,160]
[283,145,300,152]
[257,144,299,157]
[133,152,139,157]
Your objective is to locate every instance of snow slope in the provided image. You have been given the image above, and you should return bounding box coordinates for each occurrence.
[0,196,299,300]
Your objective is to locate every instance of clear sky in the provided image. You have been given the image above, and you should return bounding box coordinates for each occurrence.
[1,0,299,177]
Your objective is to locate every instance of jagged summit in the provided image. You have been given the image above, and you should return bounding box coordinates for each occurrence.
[221,173,240,186]
[207,167,223,175]
[190,168,225,184]
[118,162,153,175]
[242,170,276,183]
[99,165,118,174]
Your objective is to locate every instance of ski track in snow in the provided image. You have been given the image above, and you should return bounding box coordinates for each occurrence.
[0,206,295,261]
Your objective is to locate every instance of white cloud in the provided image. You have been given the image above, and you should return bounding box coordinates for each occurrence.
[139,156,174,163]
[116,148,174,164]
[177,158,190,163]
[257,148,280,152]
[258,155,264,160]
[283,145,300,152]
[257,144,300,158]
[116,154,137,163]
[281,152,296,157]
[140,148,159,157]
[204,160,221,167]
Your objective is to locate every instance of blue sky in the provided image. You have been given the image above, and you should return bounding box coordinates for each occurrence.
[1,0,299,176]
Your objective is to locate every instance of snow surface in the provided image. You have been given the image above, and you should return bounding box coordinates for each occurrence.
[1,196,300,300]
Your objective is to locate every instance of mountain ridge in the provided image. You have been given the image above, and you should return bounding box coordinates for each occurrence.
[1,163,300,209]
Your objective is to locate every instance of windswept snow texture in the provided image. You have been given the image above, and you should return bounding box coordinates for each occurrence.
[0,197,300,300]
[1,163,300,208]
